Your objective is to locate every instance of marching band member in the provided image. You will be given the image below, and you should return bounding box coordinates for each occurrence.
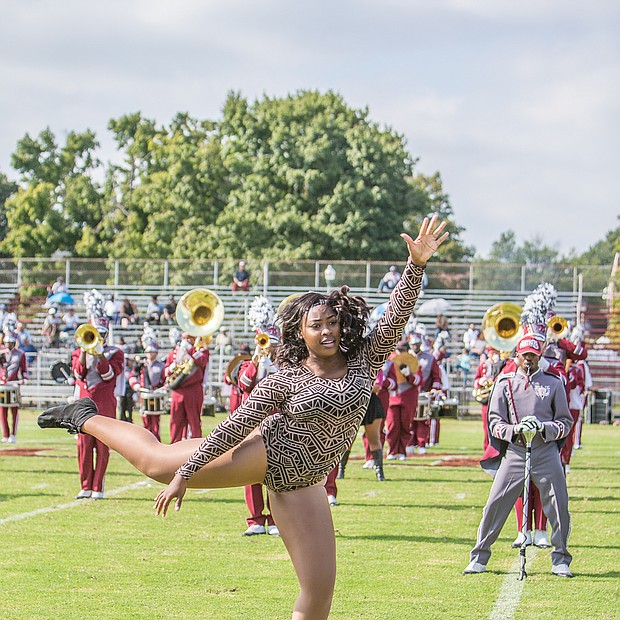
[561,348,586,471]
[464,334,574,578]
[129,327,165,441]
[239,296,280,535]
[573,358,592,449]
[408,333,442,453]
[473,346,503,450]
[0,326,28,443]
[164,332,209,443]
[72,290,124,499]
[385,342,423,460]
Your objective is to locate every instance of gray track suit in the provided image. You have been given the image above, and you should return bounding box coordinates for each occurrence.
[469,365,573,568]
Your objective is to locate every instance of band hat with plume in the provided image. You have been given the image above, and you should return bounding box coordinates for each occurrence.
[84,289,109,332]
[141,322,159,352]
[521,282,557,340]
[248,295,280,342]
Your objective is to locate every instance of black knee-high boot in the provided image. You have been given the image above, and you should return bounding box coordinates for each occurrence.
[337,450,350,479]
[372,449,385,481]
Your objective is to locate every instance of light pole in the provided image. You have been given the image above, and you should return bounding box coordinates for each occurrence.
[324,264,336,292]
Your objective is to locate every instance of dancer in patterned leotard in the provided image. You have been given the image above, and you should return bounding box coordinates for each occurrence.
[38,215,448,620]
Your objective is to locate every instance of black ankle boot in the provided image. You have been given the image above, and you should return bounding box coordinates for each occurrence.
[38,398,99,434]
[336,450,350,479]
[372,449,385,481]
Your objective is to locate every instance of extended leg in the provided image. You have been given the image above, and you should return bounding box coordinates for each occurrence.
[81,415,267,488]
[269,484,336,620]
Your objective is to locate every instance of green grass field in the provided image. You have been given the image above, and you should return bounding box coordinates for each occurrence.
[1,411,618,620]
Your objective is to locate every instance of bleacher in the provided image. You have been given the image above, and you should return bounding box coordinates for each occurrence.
[6,280,586,414]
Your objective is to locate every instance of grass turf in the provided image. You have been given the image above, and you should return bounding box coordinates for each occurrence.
[1,411,618,619]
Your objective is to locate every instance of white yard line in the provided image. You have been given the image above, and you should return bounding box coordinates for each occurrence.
[0,480,151,525]
[488,547,539,620]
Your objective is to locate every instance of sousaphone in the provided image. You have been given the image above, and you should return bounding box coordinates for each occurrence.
[225,353,252,387]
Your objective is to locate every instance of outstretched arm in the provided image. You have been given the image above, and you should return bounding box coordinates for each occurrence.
[367,216,449,371]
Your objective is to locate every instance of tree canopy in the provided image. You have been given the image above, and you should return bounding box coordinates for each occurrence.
[0,91,474,262]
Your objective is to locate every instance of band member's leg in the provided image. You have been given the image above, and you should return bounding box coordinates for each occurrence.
[77,434,95,491]
[0,407,9,439]
[92,439,110,493]
[364,418,383,451]
[245,483,268,527]
[269,484,336,620]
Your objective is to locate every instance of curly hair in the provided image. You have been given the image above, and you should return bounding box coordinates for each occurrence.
[275,286,371,368]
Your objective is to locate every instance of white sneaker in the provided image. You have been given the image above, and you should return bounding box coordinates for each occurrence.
[512,531,533,548]
[552,563,573,578]
[362,459,375,469]
[1,437,8,443]
[267,525,280,536]
[386,454,397,461]
[534,529,551,548]
[405,446,417,456]
[76,490,92,499]
[462,561,487,574]
[397,454,406,461]
[92,491,104,500]
[564,464,571,474]
[8,435,16,443]
[242,524,266,536]
[417,447,427,455]
[327,495,339,506]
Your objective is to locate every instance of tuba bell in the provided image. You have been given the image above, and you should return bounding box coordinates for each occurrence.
[225,352,252,387]
[176,288,225,342]
[481,303,523,353]
[75,324,103,353]
[547,315,569,341]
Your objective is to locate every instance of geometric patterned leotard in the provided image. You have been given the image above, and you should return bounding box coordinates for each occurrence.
[176,261,425,492]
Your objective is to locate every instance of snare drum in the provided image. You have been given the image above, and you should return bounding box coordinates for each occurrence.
[139,390,166,415]
[438,397,459,419]
[0,384,21,409]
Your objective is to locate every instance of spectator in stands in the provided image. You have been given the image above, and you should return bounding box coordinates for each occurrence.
[47,276,68,298]
[42,308,61,347]
[105,295,121,325]
[456,347,472,385]
[215,327,233,356]
[232,261,250,292]
[146,296,163,324]
[163,295,177,324]
[61,307,79,335]
[20,334,38,364]
[377,265,401,293]
[15,322,32,348]
[469,333,487,362]
[435,314,450,338]
[0,304,7,328]
[120,298,139,327]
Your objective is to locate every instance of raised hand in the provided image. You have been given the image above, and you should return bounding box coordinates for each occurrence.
[400,214,449,266]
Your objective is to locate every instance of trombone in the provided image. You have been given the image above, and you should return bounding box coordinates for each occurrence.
[481,302,523,353]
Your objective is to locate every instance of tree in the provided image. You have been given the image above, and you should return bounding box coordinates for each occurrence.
[0,173,18,253]
[1,129,103,257]
[486,230,562,264]
[577,222,620,265]
[404,172,475,262]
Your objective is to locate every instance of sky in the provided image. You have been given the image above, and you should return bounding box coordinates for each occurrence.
[1,0,619,258]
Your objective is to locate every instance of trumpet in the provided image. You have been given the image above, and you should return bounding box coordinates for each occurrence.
[255,332,271,350]
[547,315,569,341]
[75,324,103,353]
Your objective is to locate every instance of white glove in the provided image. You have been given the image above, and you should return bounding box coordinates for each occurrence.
[521,415,543,431]
[399,365,411,378]
[93,342,104,356]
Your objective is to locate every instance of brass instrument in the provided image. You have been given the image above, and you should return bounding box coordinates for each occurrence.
[277,293,303,316]
[75,323,103,353]
[481,303,523,353]
[547,315,569,341]
[225,352,252,387]
[166,288,224,389]
[472,381,493,404]
[255,332,271,355]
[393,352,419,384]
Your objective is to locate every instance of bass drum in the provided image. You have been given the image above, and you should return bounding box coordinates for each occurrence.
[50,361,72,384]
